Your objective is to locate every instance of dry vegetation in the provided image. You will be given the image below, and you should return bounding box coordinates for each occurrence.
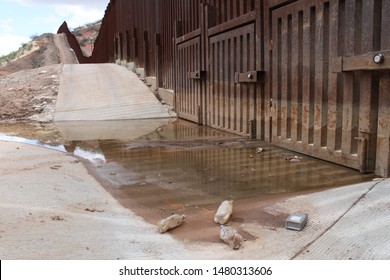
[72,20,101,57]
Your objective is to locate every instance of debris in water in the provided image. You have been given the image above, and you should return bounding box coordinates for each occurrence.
[288,155,302,163]
[158,214,185,233]
[256,147,263,154]
[214,200,233,225]
[220,225,243,250]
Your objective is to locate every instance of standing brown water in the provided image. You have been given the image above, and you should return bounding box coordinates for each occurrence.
[0,119,376,242]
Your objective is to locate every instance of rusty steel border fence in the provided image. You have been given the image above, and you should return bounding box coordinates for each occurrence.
[58,0,390,177]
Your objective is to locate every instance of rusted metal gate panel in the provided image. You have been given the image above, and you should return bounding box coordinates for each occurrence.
[174,1,204,124]
[176,35,203,123]
[206,0,263,138]
[208,23,258,137]
[269,0,389,176]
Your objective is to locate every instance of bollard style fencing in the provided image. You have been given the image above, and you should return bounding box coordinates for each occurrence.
[58,0,390,177]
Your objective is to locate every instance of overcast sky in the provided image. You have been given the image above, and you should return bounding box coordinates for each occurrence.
[0,0,109,56]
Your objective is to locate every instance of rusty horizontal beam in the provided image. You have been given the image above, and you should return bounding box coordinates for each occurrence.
[187,71,207,80]
[332,49,390,72]
[176,28,202,44]
[234,71,265,83]
[208,11,256,37]
[269,0,298,9]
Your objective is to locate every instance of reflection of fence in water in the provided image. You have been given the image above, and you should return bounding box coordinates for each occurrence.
[98,138,374,209]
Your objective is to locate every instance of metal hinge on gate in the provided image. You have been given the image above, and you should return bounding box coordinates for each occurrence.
[234,71,265,83]
[188,71,207,80]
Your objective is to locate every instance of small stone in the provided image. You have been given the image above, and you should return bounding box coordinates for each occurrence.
[214,200,233,225]
[220,225,243,250]
[289,155,301,162]
[158,214,185,233]
[256,147,263,154]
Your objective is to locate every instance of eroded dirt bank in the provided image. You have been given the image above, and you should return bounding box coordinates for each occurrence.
[0,33,78,123]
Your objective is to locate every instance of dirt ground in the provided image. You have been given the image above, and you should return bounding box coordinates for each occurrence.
[0,64,62,122]
[0,33,78,123]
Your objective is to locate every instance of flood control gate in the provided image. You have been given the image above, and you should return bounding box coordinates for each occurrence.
[175,0,265,138]
[267,0,390,177]
[69,0,390,177]
[174,0,390,177]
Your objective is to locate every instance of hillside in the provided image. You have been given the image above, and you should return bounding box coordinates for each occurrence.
[0,34,61,77]
[72,20,101,57]
[0,21,101,77]
[0,22,101,122]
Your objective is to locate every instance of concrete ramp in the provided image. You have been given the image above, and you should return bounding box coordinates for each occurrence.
[55,64,173,121]
[54,119,174,141]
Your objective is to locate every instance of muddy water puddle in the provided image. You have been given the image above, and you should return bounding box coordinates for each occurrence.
[0,119,376,241]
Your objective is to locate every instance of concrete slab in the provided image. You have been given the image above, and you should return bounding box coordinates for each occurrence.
[54,119,174,141]
[1,139,389,260]
[54,64,174,121]
[295,179,390,260]
[0,141,195,260]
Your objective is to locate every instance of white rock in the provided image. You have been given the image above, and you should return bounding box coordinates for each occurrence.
[256,147,263,154]
[157,214,185,234]
[220,225,243,250]
[214,200,233,225]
